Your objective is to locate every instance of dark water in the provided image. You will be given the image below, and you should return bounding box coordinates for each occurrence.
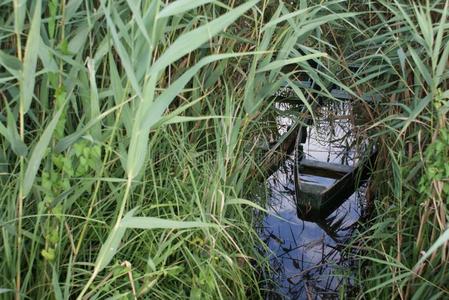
[260,101,367,299]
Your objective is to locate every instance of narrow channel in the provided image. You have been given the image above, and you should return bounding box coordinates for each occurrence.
[260,100,370,299]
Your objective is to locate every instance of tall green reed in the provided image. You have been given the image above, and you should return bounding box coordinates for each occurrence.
[0,0,341,298]
[341,1,449,298]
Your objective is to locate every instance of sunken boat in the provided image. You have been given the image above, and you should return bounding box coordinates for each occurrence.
[293,102,377,219]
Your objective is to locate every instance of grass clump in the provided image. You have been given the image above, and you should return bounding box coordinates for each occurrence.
[343,1,449,298]
[0,0,336,298]
[0,1,266,298]
[3,0,448,298]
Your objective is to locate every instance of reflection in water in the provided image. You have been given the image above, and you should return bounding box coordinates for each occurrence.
[302,101,367,165]
[261,157,365,299]
[260,101,367,299]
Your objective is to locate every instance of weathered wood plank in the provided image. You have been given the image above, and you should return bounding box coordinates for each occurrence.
[299,159,353,179]
[299,182,327,195]
[296,182,327,211]
[296,150,377,218]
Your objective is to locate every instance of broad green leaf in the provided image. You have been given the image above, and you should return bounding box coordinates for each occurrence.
[127,52,258,178]
[0,50,21,77]
[108,52,132,132]
[68,22,90,54]
[52,266,63,300]
[159,116,223,126]
[87,58,101,140]
[65,0,83,22]
[243,4,282,114]
[92,208,138,274]
[397,47,407,76]
[414,228,449,271]
[442,90,449,100]
[126,0,150,43]
[262,6,311,30]
[14,0,27,34]
[5,104,28,156]
[120,217,217,230]
[436,40,449,87]
[413,5,432,50]
[226,198,268,213]
[0,122,9,142]
[150,0,259,73]
[102,2,142,98]
[143,53,256,130]
[55,99,132,153]
[432,2,448,72]
[293,12,359,39]
[0,76,16,84]
[108,53,124,106]
[409,47,432,86]
[256,53,326,73]
[158,0,214,18]
[23,105,65,197]
[93,36,111,65]
[38,39,58,72]
[0,289,12,295]
[20,0,42,114]
[154,95,206,126]
[397,94,431,140]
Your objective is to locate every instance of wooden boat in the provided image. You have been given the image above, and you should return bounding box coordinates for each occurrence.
[294,124,377,219]
[267,69,378,218]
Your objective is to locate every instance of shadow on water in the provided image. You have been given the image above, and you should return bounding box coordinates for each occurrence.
[259,101,368,299]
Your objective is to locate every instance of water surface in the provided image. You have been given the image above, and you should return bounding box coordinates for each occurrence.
[260,101,367,299]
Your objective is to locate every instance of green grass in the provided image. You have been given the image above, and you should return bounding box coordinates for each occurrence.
[341,1,449,298]
[1,0,448,299]
[0,0,340,299]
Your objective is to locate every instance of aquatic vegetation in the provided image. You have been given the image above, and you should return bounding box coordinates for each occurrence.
[0,0,448,299]
[345,1,449,298]
[0,0,334,298]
